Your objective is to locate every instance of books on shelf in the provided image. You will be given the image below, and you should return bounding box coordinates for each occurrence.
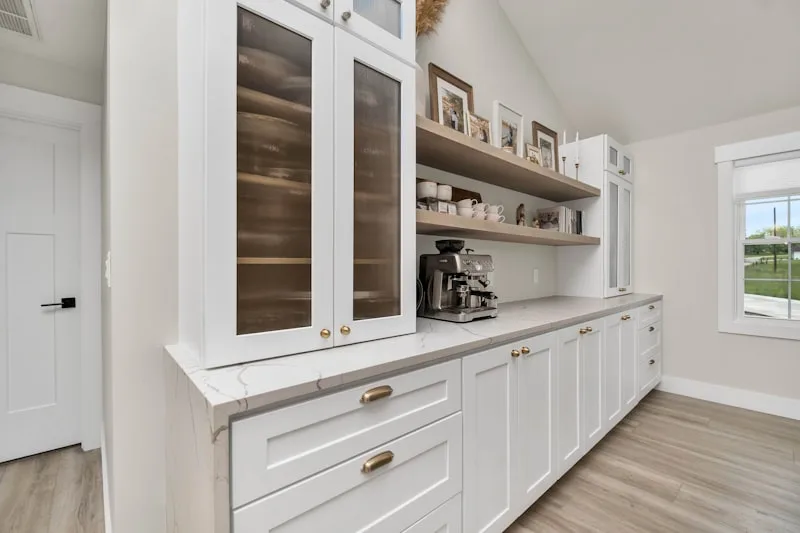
[537,206,584,235]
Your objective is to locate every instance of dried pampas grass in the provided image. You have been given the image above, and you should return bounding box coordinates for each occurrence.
[416,0,450,37]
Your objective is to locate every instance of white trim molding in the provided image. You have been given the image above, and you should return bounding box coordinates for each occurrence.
[0,83,103,451]
[657,375,800,422]
[715,130,800,163]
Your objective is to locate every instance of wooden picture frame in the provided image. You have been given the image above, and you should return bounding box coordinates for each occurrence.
[532,121,559,172]
[428,63,475,134]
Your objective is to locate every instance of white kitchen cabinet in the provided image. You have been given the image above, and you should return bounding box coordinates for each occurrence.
[516,333,557,511]
[639,347,662,397]
[605,173,633,297]
[335,0,415,63]
[556,327,581,476]
[403,495,462,533]
[462,345,516,533]
[620,310,639,416]
[604,310,637,432]
[178,0,415,368]
[581,319,604,451]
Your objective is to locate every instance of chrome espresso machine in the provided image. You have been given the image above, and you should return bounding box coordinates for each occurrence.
[418,240,498,323]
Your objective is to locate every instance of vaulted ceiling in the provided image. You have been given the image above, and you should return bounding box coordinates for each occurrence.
[499,0,800,143]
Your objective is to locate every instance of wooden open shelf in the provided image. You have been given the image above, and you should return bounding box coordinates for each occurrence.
[238,257,391,265]
[416,210,600,246]
[416,116,601,202]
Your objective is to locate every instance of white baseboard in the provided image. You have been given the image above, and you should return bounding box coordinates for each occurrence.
[657,375,800,421]
[101,423,113,533]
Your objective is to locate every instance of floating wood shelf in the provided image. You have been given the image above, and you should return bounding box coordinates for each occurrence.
[416,116,601,202]
[238,257,391,265]
[416,210,601,246]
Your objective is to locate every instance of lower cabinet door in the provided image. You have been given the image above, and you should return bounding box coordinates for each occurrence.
[462,345,517,533]
[639,349,662,397]
[620,311,638,415]
[557,327,582,477]
[403,495,462,533]
[582,319,604,451]
[516,333,557,511]
[603,313,624,432]
[233,413,462,533]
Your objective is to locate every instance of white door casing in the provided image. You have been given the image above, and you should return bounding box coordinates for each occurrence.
[0,84,102,455]
[0,117,81,461]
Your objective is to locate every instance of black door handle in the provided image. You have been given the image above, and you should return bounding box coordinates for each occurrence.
[41,297,76,309]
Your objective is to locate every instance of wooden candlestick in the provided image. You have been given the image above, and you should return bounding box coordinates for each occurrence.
[561,156,567,176]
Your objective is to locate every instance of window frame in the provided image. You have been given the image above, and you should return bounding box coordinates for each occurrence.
[716,131,800,341]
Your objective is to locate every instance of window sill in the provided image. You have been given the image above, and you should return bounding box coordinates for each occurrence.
[719,318,800,341]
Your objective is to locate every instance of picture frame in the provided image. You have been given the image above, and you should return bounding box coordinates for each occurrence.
[428,63,475,135]
[532,121,559,172]
[525,143,542,166]
[466,111,492,144]
[492,101,524,157]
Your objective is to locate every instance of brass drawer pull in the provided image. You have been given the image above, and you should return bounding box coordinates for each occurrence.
[521,346,530,355]
[511,349,521,358]
[586,326,593,332]
[649,359,656,365]
[619,287,627,292]
[579,328,587,335]
[621,314,631,321]
[361,451,394,473]
[360,385,393,404]
[648,305,655,310]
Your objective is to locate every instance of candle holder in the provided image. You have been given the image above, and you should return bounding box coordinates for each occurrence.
[561,156,567,176]
[575,162,580,182]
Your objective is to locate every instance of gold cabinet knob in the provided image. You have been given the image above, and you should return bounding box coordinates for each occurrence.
[511,349,521,358]
[521,346,530,355]
[621,315,630,321]
[649,305,655,310]
[619,287,627,292]
[586,326,593,332]
[340,325,351,335]
[320,328,331,339]
[579,328,587,335]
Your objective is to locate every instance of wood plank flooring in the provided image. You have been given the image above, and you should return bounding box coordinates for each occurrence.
[0,446,104,533]
[508,390,800,533]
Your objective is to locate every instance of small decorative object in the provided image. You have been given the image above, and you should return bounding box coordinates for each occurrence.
[516,204,526,226]
[525,143,542,166]
[531,217,540,229]
[429,64,474,134]
[466,111,492,144]
[493,101,524,157]
[574,131,581,181]
[532,121,559,172]
[417,180,438,199]
[416,0,450,37]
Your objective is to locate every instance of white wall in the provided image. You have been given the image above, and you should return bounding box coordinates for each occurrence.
[104,0,178,531]
[630,105,800,401]
[0,48,103,105]
[415,0,574,301]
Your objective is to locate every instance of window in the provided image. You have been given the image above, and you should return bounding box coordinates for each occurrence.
[716,132,800,340]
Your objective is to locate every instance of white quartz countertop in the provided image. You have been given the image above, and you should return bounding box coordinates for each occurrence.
[167,293,661,421]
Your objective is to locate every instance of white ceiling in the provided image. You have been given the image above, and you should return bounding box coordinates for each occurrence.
[0,0,106,74]
[499,0,800,143]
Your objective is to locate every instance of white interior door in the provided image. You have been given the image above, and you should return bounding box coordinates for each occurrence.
[0,115,81,462]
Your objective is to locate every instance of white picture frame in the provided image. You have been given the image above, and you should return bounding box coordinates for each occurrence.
[436,78,470,134]
[492,101,524,157]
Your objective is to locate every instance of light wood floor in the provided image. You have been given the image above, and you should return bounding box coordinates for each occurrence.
[509,390,800,533]
[0,445,104,533]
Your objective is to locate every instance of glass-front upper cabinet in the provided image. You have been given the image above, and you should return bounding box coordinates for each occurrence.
[333,30,415,346]
[336,0,415,62]
[605,174,633,297]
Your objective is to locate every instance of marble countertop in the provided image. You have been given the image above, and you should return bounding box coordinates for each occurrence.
[166,293,661,421]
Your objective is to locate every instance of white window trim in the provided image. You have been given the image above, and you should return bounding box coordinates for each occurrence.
[717,132,800,341]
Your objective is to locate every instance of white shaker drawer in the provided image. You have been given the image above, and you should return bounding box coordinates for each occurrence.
[638,321,661,356]
[638,300,662,326]
[232,359,461,507]
[403,495,461,533]
[639,350,661,394]
[233,413,463,533]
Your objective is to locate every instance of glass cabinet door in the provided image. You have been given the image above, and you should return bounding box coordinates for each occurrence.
[606,174,633,297]
[333,30,415,345]
[203,0,335,365]
[336,0,415,62]
[607,179,619,293]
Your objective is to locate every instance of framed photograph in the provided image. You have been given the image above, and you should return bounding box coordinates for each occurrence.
[525,143,542,166]
[467,111,492,144]
[532,121,559,172]
[492,101,524,157]
[429,63,475,134]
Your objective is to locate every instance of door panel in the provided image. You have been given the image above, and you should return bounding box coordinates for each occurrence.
[603,314,624,432]
[0,117,81,462]
[557,327,581,476]
[333,30,415,346]
[621,311,638,415]
[336,0,415,62]
[582,319,604,451]
[463,345,516,533]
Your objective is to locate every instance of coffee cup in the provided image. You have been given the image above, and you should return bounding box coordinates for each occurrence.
[488,205,504,215]
[475,203,488,212]
[487,214,505,223]
[437,184,453,201]
[457,208,474,218]
[473,211,487,220]
[456,199,478,208]
[416,181,438,199]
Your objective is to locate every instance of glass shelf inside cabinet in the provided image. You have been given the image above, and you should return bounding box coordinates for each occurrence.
[353,61,401,321]
[236,7,314,336]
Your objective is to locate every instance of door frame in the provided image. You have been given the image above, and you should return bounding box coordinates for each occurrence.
[0,83,102,451]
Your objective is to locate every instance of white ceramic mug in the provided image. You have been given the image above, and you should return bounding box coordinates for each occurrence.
[473,211,487,220]
[457,208,474,218]
[488,205,504,215]
[487,214,505,223]
[456,199,478,208]
[416,181,438,199]
[475,203,488,212]
[437,184,453,201]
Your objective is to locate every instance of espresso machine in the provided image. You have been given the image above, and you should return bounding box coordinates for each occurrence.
[418,240,498,323]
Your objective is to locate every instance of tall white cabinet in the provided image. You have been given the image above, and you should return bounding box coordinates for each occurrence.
[557,134,634,298]
[178,0,416,368]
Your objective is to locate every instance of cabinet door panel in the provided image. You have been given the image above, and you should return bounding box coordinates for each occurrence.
[333,31,415,346]
[336,0,415,62]
[463,345,516,533]
[203,0,336,367]
[582,319,604,451]
[516,333,557,511]
[557,327,581,476]
[621,311,638,414]
[603,314,623,432]
[403,495,461,533]
[605,173,633,298]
